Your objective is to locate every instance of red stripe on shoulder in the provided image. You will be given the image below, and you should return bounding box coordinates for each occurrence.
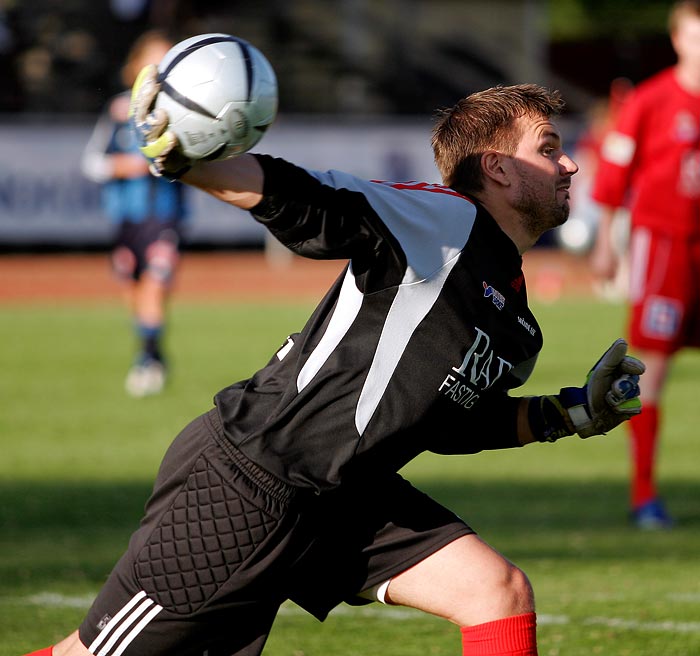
[370,180,473,201]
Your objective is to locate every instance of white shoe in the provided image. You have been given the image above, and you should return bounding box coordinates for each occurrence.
[125,360,166,397]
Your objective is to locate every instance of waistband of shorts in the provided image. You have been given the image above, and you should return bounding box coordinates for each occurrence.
[203,407,297,505]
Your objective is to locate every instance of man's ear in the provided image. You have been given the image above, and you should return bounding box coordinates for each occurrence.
[481,151,510,187]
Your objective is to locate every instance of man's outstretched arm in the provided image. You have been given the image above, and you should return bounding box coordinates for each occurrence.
[182,155,264,209]
[129,63,264,209]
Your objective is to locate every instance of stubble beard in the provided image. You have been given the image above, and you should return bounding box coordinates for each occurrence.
[513,184,570,239]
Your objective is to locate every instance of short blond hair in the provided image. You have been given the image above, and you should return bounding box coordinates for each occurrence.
[431,84,565,196]
[669,0,700,34]
[121,29,173,87]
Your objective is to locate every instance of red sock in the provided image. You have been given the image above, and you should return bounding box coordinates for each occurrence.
[22,649,53,656]
[461,612,537,655]
[628,404,659,508]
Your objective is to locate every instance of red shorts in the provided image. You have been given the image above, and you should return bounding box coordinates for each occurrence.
[627,226,700,354]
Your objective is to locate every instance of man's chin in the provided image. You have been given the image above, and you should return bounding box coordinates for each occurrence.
[554,204,570,228]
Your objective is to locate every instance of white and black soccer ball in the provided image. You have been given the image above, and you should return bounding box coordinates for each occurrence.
[155,33,278,161]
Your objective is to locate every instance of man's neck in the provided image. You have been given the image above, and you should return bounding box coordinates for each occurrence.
[470,193,534,255]
[674,63,700,94]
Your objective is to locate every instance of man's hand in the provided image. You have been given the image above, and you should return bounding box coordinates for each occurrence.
[529,339,645,442]
[567,338,645,437]
[128,64,192,179]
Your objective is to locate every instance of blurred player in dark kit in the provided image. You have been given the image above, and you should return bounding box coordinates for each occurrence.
[82,30,187,397]
[26,79,644,656]
[590,0,700,529]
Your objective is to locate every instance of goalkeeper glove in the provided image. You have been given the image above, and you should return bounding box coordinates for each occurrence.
[128,64,192,179]
[529,338,645,442]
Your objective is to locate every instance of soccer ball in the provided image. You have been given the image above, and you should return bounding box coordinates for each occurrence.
[155,33,278,161]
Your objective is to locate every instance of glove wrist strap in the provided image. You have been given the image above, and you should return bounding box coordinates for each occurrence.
[528,393,576,443]
[163,164,191,181]
[558,386,590,433]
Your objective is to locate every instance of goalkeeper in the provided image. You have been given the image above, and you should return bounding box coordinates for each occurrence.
[27,79,644,656]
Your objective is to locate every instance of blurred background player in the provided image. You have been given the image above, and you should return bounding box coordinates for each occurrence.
[81,29,187,397]
[559,77,632,279]
[590,0,700,529]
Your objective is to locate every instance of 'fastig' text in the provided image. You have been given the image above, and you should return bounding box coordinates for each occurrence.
[438,327,513,409]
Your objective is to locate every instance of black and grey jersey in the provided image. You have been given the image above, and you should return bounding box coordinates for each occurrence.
[214,155,543,492]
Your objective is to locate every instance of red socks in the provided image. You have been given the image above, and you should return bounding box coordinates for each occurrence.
[22,649,53,656]
[461,612,538,655]
[629,404,659,508]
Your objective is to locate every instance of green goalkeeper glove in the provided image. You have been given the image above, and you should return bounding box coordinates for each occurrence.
[129,64,192,179]
[529,338,645,442]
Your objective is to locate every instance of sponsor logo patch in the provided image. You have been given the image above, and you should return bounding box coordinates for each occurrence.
[674,110,699,142]
[642,296,682,340]
[483,281,505,310]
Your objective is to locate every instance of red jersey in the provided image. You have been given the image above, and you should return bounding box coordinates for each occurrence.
[592,68,700,238]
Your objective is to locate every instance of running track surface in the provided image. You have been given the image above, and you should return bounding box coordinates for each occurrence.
[0,249,596,304]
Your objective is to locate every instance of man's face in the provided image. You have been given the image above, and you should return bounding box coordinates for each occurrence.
[507,114,578,239]
[672,13,700,70]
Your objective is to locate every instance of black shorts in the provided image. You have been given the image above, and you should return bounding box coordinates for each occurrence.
[111,218,182,283]
[78,409,473,656]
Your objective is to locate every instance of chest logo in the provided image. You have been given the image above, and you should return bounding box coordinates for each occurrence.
[438,327,514,409]
[483,281,505,310]
[674,110,699,143]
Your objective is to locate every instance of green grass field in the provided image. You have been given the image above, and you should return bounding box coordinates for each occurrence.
[2,295,699,655]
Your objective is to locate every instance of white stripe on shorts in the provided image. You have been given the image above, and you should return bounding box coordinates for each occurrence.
[112,604,164,656]
[88,590,163,655]
[629,227,651,304]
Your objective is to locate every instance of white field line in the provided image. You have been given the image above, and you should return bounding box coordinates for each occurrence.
[668,593,700,602]
[582,616,700,634]
[9,593,700,635]
[21,592,97,608]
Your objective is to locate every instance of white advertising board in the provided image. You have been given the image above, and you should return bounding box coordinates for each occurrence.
[0,117,439,247]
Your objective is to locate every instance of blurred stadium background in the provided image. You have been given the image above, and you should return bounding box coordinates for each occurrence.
[0,0,677,251]
[5,4,700,654]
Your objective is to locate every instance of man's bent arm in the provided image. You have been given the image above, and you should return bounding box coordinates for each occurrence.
[517,398,537,445]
